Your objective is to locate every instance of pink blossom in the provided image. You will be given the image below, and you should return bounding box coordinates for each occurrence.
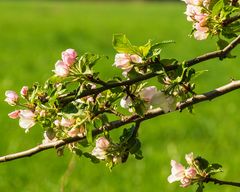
[95,137,110,150]
[20,86,28,97]
[92,147,107,160]
[60,117,75,127]
[53,60,70,77]
[185,5,202,21]
[61,48,77,66]
[139,86,158,102]
[180,177,192,188]
[4,90,19,106]
[19,110,36,131]
[113,53,142,75]
[8,110,20,119]
[68,126,85,137]
[168,160,186,183]
[130,54,143,64]
[185,167,197,178]
[113,53,133,72]
[194,30,209,40]
[92,137,110,160]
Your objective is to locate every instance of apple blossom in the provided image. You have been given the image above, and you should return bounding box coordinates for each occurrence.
[60,117,75,127]
[113,53,133,72]
[120,96,132,109]
[113,53,142,76]
[68,126,85,137]
[53,60,70,77]
[139,86,158,102]
[151,91,176,113]
[168,160,186,183]
[61,48,77,66]
[95,137,110,150]
[20,86,28,97]
[92,137,110,160]
[4,90,19,106]
[19,110,36,131]
[8,110,20,119]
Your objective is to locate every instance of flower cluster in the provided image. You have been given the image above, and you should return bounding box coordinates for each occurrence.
[120,86,176,113]
[113,53,143,77]
[53,49,77,77]
[92,137,110,160]
[168,153,198,187]
[183,0,210,40]
[5,86,36,132]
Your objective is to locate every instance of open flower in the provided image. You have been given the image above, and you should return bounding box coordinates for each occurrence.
[62,48,77,66]
[113,53,142,76]
[139,86,158,102]
[92,137,110,160]
[53,60,70,77]
[19,110,36,132]
[168,153,197,188]
[5,90,19,106]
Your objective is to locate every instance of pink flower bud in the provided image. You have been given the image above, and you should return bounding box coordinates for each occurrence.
[139,86,158,102]
[4,90,19,106]
[53,60,70,77]
[185,167,197,178]
[19,110,35,131]
[185,152,194,165]
[20,86,28,97]
[130,54,143,64]
[61,49,77,66]
[60,117,75,127]
[194,30,208,40]
[8,110,20,119]
[68,126,85,137]
[95,137,110,150]
[180,177,192,188]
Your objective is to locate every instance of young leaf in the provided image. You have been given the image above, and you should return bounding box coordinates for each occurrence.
[112,34,140,54]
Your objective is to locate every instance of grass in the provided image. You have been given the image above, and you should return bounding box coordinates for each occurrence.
[0,1,240,192]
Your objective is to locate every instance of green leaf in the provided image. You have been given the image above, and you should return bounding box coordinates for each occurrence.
[206,163,223,176]
[83,152,100,164]
[112,34,140,54]
[139,40,152,57]
[211,0,224,16]
[195,156,209,170]
[86,121,93,144]
[62,103,78,114]
[217,38,229,50]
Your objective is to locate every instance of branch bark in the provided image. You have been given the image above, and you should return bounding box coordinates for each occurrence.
[1,80,240,163]
[204,177,240,187]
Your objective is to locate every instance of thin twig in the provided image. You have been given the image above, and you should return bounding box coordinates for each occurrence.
[1,80,240,163]
[204,177,240,187]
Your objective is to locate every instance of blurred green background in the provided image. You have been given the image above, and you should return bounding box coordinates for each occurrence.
[0,1,240,192]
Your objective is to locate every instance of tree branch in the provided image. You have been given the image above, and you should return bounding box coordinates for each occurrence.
[204,177,240,187]
[185,35,240,67]
[1,80,240,163]
[59,35,240,105]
